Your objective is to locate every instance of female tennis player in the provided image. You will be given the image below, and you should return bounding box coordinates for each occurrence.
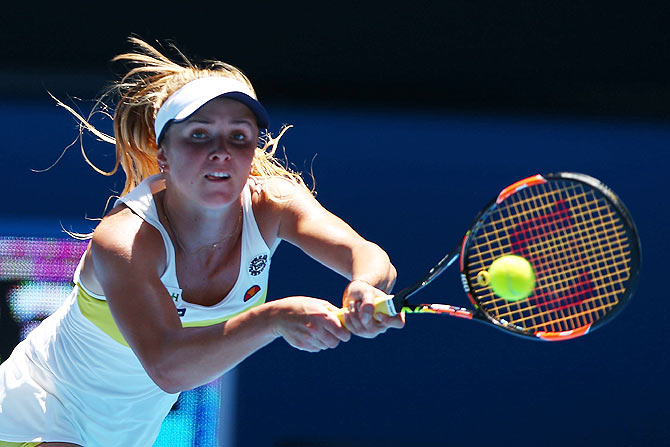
[0,37,404,446]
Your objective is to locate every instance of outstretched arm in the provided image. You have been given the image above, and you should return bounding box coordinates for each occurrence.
[87,207,350,394]
[271,180,405,337]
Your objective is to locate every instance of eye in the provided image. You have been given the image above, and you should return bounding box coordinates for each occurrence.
[191,130,209,140]
[232,132,246,141]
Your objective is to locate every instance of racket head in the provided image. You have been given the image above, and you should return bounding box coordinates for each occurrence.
[459,172,641,340]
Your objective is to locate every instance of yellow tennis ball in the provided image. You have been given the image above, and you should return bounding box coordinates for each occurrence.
[487,255,536,301]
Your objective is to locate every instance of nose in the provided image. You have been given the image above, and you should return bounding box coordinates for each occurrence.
[208,137,232,161]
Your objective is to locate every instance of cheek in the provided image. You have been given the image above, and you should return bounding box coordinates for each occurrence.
[165,152,200,179]
[238,149,256,168]
[168,147,200,165]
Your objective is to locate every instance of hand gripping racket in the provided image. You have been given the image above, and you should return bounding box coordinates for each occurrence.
[338,172,641,341]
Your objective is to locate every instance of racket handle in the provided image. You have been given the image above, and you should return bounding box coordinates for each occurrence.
[335,295,398,329]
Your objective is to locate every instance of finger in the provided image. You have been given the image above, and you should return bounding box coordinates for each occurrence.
[318,329,343,349]
[290,336,321,352]
[345,301,375,335]
[358,300,374,325]
[355,298,376,328]
[325,317,351,342]
[373,312,405,329]
[307,320,345,350]
[356,311,399,337]
[343,310,365,334]
[325,303,351,339]
[348,316,384,339]
[294,323,326,351]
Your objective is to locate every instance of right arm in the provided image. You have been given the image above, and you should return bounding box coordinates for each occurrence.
[85,207,350,394]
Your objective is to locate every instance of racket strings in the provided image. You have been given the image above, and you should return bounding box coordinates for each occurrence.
[502,184,632,329]
[465,180,633,334]
[494,185,627,332]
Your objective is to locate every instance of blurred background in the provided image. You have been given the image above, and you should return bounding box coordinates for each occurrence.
[0,2,668,446]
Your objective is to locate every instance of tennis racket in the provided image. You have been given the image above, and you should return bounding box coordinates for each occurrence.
[338,172,641,341]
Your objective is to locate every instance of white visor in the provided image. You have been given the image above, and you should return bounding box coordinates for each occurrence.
[154,76,269,144]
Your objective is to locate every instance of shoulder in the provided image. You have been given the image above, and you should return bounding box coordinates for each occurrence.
[252,176,320,217]
[251,176,308,203]
[251,176,317,213]
[90,204,166,277]
[248,176,317,246]
[94,205,160,247]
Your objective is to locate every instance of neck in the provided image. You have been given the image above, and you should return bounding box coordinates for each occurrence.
[160,189,243,255]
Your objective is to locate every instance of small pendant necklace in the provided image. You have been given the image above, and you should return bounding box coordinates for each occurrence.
[161,195,242,255]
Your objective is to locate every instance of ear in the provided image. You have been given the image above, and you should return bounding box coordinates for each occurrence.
[157,148,169,172]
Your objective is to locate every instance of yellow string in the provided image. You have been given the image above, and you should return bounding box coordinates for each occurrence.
[465,180,632,333]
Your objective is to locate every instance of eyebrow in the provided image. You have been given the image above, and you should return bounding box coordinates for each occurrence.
[231,119,255,127]
[184,117,254,127]
[185,118,213,124]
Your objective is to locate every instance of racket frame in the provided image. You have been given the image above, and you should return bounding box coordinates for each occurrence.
[386,172,641,341]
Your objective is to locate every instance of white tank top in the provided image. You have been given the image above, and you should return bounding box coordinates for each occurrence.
[0,175,275,446]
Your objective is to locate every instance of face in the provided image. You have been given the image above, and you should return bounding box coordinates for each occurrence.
[158,97,259,209]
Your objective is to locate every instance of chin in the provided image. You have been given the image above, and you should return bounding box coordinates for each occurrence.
[188,176,247,208]
[199,196,237,209]
[198,189,242,208]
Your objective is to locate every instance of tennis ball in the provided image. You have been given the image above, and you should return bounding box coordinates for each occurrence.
[487,255,535,301]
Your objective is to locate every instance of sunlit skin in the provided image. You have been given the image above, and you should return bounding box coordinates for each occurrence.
[77,96,403,398]
[159,98,258,206]
[1,38,406,447]
[156,98,258,254]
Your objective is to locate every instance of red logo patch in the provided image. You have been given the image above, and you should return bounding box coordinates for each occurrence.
[244,285,261,302]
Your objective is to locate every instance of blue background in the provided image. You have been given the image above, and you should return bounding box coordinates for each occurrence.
[0,99,667,446]
[2,2,669,444]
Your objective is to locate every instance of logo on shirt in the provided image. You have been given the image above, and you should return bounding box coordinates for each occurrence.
[168,288,187,317]
[249,254,268,276]
[244,285,261,302]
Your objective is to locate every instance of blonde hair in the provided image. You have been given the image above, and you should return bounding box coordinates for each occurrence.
[57,37,309,197]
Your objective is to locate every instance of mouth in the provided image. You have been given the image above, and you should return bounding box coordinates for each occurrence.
[204,172,231,181]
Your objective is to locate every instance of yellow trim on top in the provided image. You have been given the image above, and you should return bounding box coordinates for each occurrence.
[76,285,267,343]
[0,442,41,447]
[76,284,129,346]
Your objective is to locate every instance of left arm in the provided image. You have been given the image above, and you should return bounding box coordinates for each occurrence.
[267,180,404,337]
